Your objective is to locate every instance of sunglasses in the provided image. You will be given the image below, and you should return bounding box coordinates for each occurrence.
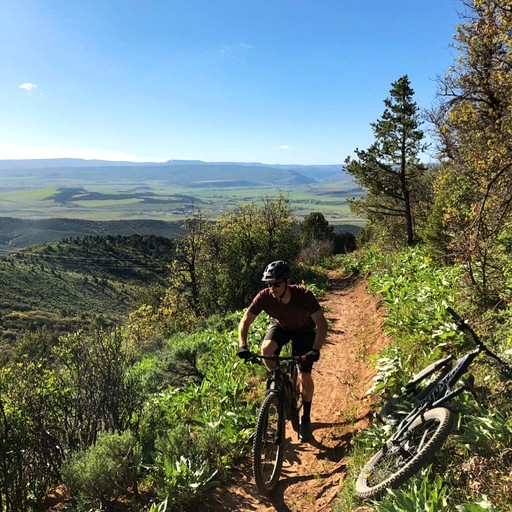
[267,281,284,288]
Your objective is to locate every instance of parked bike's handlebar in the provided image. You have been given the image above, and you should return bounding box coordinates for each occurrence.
[447,306,512,378]
[446,306,481,343]
[446,306,462,323]
[446,306,475,335]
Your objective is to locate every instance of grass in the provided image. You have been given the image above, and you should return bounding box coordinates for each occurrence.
[0,188,59,201]
[73,198,143,207]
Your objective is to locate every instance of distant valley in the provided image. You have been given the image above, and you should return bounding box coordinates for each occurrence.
[0,158,364,251]
[0,158,363,349]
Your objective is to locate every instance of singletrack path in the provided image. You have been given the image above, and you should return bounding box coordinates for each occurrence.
[205,275,388,512]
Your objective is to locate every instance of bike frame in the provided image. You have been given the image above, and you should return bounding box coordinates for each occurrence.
[249,352,304,494]
[252,353,301,398]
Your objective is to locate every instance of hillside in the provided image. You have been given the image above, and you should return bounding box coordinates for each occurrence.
[0,234,176,348]
[0,217,185,252]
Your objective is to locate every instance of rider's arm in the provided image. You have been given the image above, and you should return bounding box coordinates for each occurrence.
[311,309,328,351]
[238,310,257,348]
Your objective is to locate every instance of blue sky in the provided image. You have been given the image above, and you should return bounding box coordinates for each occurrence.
[1,0,463,165]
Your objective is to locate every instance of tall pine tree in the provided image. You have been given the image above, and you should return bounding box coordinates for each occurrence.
[345,75,428,246]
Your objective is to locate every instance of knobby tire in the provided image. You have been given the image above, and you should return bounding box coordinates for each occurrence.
[253,391,285,495]
[356,407,453,500]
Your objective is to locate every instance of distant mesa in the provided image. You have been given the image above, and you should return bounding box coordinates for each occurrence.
[0,158,346,188]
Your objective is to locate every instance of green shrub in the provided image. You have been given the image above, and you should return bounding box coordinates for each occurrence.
[367,345,410,396]
[456,495,502,512]
[61,429,142,506]
[373,466,448,511]
[146,451,219,509]
[455,404,512,455]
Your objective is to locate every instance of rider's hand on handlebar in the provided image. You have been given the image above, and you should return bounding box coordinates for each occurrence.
[237,346,251,360]
[305,349,320,363]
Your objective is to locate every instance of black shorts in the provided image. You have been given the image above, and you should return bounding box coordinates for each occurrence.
[264,323,316,373]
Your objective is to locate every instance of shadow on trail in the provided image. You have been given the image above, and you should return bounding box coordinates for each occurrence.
[256,424,355,511]
[266,457,348,512]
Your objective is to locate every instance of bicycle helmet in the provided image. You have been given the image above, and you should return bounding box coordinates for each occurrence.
[261,260,290,282]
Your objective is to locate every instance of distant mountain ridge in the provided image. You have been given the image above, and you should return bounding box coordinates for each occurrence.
[0,158,344,187]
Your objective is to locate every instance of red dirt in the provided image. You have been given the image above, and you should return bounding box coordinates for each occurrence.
[204,275,389,512]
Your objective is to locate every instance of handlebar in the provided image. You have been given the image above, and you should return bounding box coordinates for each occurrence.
[446,306,470,331]
[446,307,480,343]
[245,352,305,364]
[447,306,512,377]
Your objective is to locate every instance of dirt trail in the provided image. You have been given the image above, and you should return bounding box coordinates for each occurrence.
[205,275,389,512]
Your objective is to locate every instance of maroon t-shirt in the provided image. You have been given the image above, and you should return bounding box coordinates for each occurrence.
[248,285,321,333]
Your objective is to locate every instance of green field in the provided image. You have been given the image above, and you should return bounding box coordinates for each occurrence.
[0,181,365,227]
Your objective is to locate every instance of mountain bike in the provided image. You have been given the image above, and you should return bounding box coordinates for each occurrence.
[246,352,303,495]
[356,307,512,500]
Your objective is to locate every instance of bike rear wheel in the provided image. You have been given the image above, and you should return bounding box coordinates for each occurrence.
[253,391,285,495]
[356,407,453,500]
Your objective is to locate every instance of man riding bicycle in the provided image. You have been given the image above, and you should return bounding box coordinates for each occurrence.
[237,260,328,442]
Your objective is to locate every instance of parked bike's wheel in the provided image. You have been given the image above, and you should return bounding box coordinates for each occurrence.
[253,391,285,495]
[356,407,453,501]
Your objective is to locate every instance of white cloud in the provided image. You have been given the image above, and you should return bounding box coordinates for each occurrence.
[279,145,292,150]
[220,43,254,54]
[19,82,38,91]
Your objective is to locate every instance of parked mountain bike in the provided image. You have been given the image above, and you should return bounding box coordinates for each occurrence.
[356,307,512,500]
[245,352,303,495]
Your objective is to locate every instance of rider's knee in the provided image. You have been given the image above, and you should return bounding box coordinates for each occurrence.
[261,340,278,356]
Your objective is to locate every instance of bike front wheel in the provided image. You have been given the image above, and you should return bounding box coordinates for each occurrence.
[253,391,285,495]
[356,407,453,500]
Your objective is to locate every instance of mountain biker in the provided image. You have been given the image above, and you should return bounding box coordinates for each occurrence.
[237,260,328,442]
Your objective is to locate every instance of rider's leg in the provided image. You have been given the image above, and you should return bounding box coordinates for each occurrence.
[294,332,316,417]
[299,370,314,441]
[296,332,316,441]
[261,339,279,370]
[300,371,314,403]
[262,325,289,369]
